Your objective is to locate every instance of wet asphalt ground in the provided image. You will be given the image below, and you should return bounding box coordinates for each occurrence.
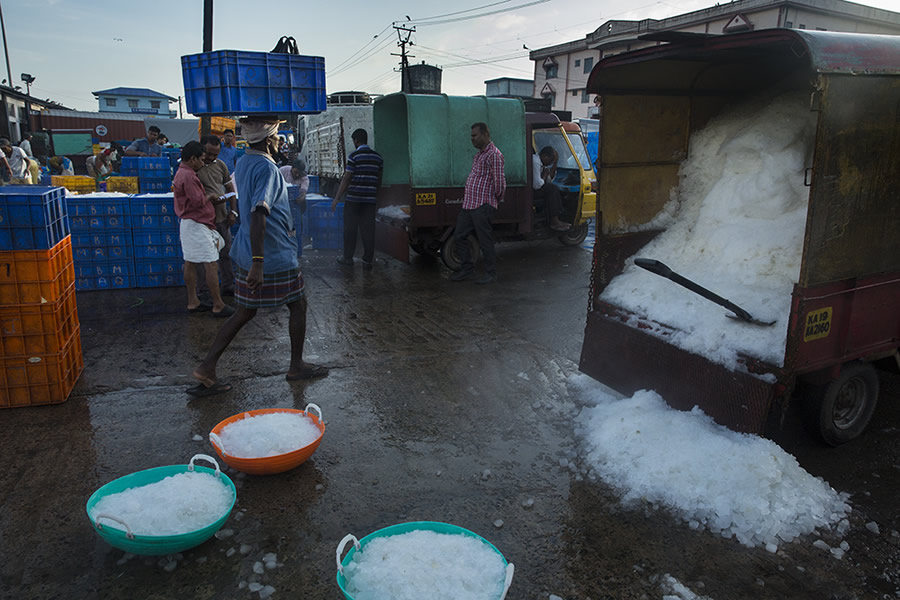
[1,238,898,600]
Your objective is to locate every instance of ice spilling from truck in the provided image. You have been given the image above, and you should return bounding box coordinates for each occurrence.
[575,93,852,550]
[600,91,815,372]
[570,374,851,551]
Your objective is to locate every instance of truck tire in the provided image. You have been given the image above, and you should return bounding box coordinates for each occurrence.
[441,234,479,271]
[558,222,589,246]
[812,362,880,446]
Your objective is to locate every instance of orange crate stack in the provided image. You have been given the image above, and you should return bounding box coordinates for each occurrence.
[0,235,83,408]
[105,176,139,194]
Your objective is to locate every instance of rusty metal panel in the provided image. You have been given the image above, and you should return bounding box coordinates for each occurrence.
[802,75,900,287]
[597,164,679,234]
[601,96,690,164]
[580,309,775,435]
[33,113,147,143]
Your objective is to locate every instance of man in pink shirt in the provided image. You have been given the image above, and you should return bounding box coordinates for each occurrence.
[173,141,235,318]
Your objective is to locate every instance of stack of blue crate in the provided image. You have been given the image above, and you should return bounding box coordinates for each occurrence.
[0,186,69,251]
[119,157,139,177]
[138,157,172,194]
[67,193,134,290]
[130,193,183,288]
[306,197,343,250]
[307,175,319,194]
[161,148,181,176]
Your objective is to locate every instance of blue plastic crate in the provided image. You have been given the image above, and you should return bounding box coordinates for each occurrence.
[139,178,172,194]
[68,213,131,232]
[287,184,300,201]
[138,168,172,179]
[307,175,319,194]
[73,244,133,260]
[181,50,326,115]
[137,273,184,288]
[0,186,67,226]
[133,243,182,259]
[132,230,179,246]
[120,167,139,177]
[70,231,131,248]
[65,196,130,219]
[131,195,176,216]
[311,229,342,250]
[75,274,132,291]
[121,157,140,170]
[138,157,169,171]
[74,258,133,278]
[134,258,183,276]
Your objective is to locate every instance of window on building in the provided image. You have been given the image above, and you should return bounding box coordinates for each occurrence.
[583,57,594,74]
[150,100,160,108]
[581,89,590,103]
[544,64,558,79]
[105,98,117,107]
[127,99,139,108]
[784,21,793,27]
[572,90,578,97]
[575,59,581,67]
[543,92,556,106]
[799,23,806,29]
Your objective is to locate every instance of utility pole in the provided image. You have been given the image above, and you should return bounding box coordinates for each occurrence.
[0,1,12,87]
[392,24,415,93]
[200,0,213,134]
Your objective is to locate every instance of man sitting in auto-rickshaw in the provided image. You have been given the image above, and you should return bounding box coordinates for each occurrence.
[532,146,570,232]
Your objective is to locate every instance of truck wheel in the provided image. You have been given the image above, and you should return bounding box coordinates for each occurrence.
[813,362,880,446]
[558,222,589,246]
[441,235,479,271]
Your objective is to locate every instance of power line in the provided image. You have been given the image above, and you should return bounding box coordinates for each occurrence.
[327,24,393,75]
[409,0,517,23]
[413,0,549,26]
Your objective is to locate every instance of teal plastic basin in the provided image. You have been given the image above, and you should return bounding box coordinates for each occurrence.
[85,455,236,556]
[336,521,515,600]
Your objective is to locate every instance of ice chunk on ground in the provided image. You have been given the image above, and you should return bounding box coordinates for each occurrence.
[660,574,712,600]
[343,530,507,600]
[253,561,264,574]
[248,582,263,592]
[573,378,850,549]
[258,585,276,599]
[866,521,880,534]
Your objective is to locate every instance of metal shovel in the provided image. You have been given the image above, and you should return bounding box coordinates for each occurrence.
[633,258,776,326]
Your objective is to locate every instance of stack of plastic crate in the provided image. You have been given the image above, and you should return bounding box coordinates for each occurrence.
[306,198,343,250]
[138,157,172,194]
[51,175,96,195]
[130,193,183,288]
[119,157,139,177]
[68,193,134,291]
[161,148,181,176]
[0,186,83,407]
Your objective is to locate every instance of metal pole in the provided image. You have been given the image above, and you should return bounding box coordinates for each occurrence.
[0,1,13,87]
[200,0,213,136]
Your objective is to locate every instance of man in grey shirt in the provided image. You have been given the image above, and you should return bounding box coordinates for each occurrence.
[124,126,162,157]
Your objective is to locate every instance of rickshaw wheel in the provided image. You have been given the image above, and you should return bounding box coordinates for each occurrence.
[441,234,479,271]
[814,362,880,446]
[558,222,589,246]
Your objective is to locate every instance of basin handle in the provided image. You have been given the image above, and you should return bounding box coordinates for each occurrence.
[304,402,323,423]
[94,513,135,539]
[335,533,361,576]
[208,432,228,457]
[189,453,222,478]
[500,563,516,599]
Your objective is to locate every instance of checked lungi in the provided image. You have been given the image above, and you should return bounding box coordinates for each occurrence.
[234,266,304,309]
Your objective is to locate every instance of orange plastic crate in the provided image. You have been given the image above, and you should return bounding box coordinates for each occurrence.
[0,236,75,305]
[105,177,139,194]
[0,326,83,408]
[0,283,78,357]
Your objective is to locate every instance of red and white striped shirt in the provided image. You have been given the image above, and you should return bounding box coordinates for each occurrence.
[463,142,506,210]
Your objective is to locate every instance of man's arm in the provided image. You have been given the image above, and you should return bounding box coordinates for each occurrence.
[124,142,144,157]
[332,170,352,212]
[492,151,506,202]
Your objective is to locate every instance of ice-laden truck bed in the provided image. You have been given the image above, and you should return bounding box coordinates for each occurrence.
[580,29,900,444]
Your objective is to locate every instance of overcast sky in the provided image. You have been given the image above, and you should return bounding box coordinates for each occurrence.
[5,0,899,114]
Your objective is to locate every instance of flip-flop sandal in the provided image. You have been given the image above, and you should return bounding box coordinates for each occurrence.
[285,365,329,381]
[188,304,212,313]
[186,381,233,397]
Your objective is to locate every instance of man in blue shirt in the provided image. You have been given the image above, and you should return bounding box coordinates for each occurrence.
[189,118,328,397]
[218,128,238,174]
[331,129,383,270]
[124,126,162,157]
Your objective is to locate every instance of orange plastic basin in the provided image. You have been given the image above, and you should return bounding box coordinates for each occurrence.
[209,405,325,475]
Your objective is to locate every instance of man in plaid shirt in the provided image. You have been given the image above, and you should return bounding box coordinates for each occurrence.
[450,122,506,284]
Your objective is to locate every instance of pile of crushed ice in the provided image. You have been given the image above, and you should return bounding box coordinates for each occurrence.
[572,376,850,549]
[217,412,321,458]
[599,92,816,370]
[90,472,233,536]
[343,530,508,600]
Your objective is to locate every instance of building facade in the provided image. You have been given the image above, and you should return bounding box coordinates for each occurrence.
[530,0,900,118]
[92,87,177,118]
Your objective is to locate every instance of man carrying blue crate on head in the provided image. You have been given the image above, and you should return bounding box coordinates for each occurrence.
[188,117,328,398]
[124,126,162,157]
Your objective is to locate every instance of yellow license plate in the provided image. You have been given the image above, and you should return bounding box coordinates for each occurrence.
[415,193,436,206]
[803,307,832,342]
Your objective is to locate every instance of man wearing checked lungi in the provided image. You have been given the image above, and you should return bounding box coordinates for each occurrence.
[187,117,328,397]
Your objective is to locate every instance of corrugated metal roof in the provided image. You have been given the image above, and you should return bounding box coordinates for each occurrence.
[92,87,177,101]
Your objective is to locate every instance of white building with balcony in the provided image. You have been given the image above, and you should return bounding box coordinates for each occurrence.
[92,87,177,118]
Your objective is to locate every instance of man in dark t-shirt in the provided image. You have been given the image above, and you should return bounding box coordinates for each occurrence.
[332,129,383,270]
